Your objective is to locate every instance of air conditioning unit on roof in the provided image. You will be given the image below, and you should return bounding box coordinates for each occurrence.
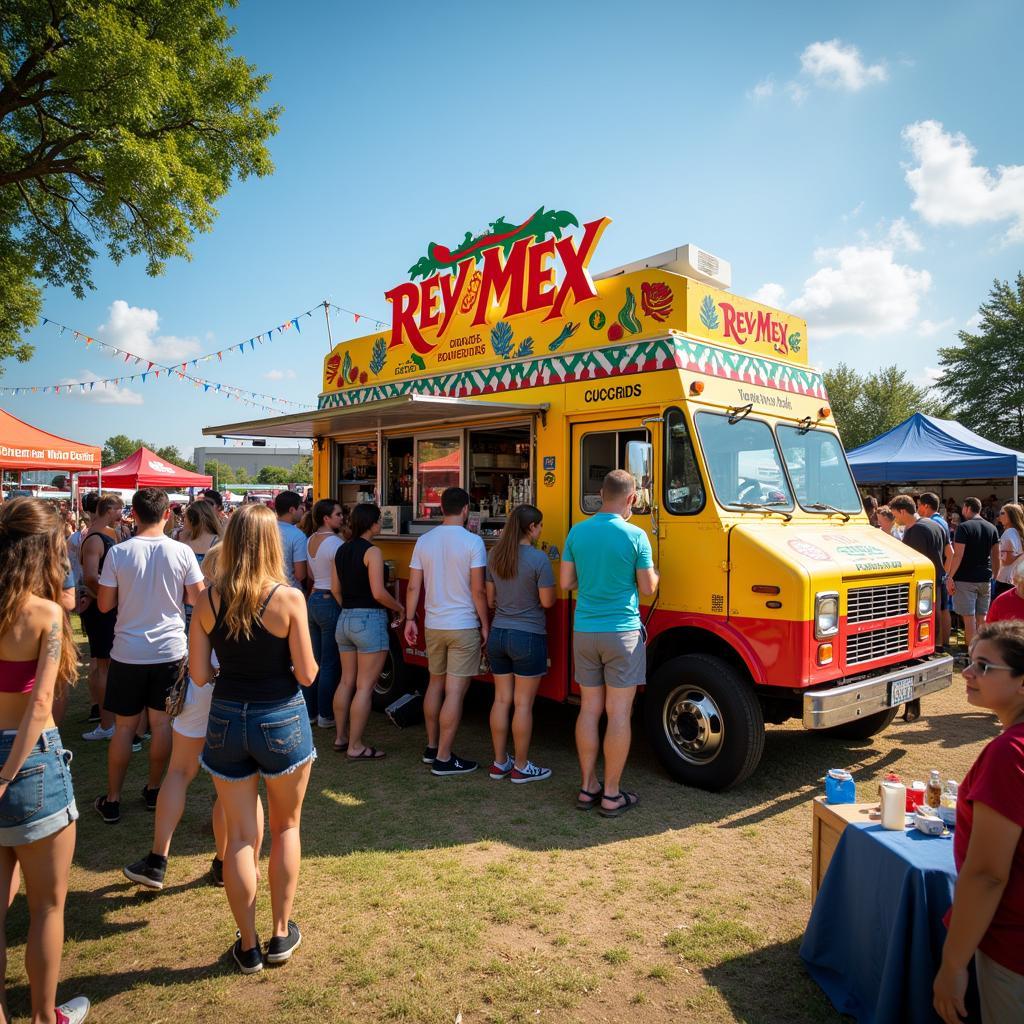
[594,244,731,290]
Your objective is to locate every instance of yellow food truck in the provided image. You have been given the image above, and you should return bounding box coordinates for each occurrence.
[205,208,953,790]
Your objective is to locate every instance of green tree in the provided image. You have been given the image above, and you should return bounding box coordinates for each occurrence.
[935,274,1024,451]
[289,454,313,483]
[205,460,235,486]
[101,435,196,470]
[823,363,929,450]
[0,1,279,371]
[233,466,251,484]
[256,465,291,485]
[153,445,196,472]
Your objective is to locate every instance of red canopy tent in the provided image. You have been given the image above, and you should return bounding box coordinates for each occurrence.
[0,407,101,476]
[78,446,212,489]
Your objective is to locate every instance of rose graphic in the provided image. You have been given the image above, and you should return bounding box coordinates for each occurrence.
[641,281,673,322]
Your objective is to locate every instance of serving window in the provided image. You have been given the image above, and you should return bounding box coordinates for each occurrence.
[579,428,648,514]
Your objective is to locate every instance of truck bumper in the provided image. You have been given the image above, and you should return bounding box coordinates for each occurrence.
[802,654,955,730]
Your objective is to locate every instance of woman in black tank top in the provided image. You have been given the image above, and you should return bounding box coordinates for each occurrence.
[188,504,318,973]
[329,504,405,759]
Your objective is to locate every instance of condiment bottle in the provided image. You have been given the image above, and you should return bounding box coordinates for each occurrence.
[926,770,942,809]
[881,782,907,830]
[879,771,901,801]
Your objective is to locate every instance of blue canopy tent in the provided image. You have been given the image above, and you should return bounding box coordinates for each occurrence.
[847,413,1024,501]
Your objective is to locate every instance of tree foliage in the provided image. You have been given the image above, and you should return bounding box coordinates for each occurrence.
[101,433,196,471]
[289,454,313,483]
[935,274,1024,452]
[204,459,235,485]
[0,0,279,370]
[823,363,932,451]
[256,465,290,485]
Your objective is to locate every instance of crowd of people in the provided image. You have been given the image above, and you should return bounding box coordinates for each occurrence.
[0,468,658,1019]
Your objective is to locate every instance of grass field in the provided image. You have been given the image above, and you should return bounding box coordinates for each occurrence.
[2,633,994,1023]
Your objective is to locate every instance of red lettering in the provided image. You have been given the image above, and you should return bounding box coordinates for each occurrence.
[524,237,556,312]
[720,302,745,343]
[419,277,441,330]
[437,259,473,337]
[472,236,530,326]
[385,282,429,352]
[544,217,610,322]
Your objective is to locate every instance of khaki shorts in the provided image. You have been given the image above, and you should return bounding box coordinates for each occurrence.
[574,630,645,688]
[425,628,482,678]
[976,950,1024,1024]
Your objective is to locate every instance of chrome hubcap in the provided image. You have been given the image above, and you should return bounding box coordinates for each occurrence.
[662,685,724,764]
[374,651,395,696]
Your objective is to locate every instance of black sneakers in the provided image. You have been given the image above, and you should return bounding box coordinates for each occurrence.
[431,755,478,777]
[210,857,224,887]
[141,785,159,812]
[123,854,167,890]
[232,935,263,974]
[266,921,302,964]
[93,795,120,824]
[422,745,438,764]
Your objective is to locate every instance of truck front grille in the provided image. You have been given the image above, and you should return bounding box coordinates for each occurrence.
[847,583,909,624]
[846,624,910,665]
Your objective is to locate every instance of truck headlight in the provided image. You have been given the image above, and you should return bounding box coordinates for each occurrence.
[814,591,839,639]
[917,580,934,617]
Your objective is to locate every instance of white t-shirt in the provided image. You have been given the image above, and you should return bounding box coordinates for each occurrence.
[997,526,1023,584]
[307,532,343,590]
[409,524,487,630]
[99,535,204,664]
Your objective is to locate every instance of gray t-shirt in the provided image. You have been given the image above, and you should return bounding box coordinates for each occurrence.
[486,544,555,635]
[278,521,308,588]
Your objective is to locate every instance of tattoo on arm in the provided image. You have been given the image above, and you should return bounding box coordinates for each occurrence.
[45,621,60,662]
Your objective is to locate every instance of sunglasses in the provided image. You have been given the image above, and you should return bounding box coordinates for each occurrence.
[964,659,1017,677]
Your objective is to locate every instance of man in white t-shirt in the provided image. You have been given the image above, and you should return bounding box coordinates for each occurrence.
[404,487,488,776]
[94,488,205,825]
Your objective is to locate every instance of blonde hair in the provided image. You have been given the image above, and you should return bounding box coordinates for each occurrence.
[212,504,286,641]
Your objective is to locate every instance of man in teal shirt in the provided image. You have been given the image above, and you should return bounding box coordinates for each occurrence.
[561,469,659,818]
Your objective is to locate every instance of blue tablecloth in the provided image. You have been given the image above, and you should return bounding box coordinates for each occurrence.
[800,820,957,1024]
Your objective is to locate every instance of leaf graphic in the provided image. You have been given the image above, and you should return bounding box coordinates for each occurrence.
[341,351,352,385]
[789,332,802,354]
[700,295,720,331]
[410,353,426,371]
[548,321,580,350]
[514,336,534,358]
[369,337,388,375]
[490,321,514,359]
[617,289,641,334]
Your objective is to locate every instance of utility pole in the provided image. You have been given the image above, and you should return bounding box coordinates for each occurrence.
[323,300,334,353]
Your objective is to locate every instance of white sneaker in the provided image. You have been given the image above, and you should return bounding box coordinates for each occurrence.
[56,995,90,1023]
[317,715,336,729]
[82,726,114,741]
[510,761,553,784]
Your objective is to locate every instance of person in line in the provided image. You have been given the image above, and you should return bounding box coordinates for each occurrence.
[918,492,955,651]
[331,503,405,759]
[198,488,228,525]
[485,505,556,783]
[995,503,1024,600]
[947,497,1001,650]
[404,487,488,776]
[933,620,1024,1024]
[0,499,90,1024]
[181,500,221,634]
[79,495,123,741]
[66,515,87,594]
[863,494,879,529]
[877,506,896,536]
[306,500,345,730]
[988,559,1024,624]
[190,504,317,974]
[561,470,658,817]
[275,491,308,592]
[93,489,205,825]
[121,546,265,891]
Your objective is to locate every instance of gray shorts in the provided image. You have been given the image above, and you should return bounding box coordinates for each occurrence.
[573,630,645,688]
[952,579,991,618]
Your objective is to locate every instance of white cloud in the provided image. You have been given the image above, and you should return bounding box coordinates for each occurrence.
[788,245,931,338]
[884,217,923,252]
[913,366,943,389]
[752,283,787,308]
[264,369,297,381]
[749,77,775,100]
[903,120,1024,241]
[59,370,144,406]
[917,317,955,338]
[842,201,865,222]
[98,299,201,362]
[800,39,888,91]
[785,81,808,105]
[965,312,983,331]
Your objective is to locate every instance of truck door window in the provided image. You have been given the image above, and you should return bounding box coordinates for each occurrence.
[694,412,794,510]
[664,409,705,515]
[776,425,862,513]
[579,429,647,514]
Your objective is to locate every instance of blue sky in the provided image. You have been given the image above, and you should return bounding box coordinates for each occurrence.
[6,0,1024,456]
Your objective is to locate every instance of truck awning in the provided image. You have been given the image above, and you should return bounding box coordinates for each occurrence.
[202,394,550,440]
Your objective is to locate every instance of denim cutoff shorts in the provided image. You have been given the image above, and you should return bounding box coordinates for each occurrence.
[0,728,78,846]
[200,694,316,781]
[336,608,390,654]
[487,627,548,677]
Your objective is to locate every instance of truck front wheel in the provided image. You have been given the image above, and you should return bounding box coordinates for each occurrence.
[371,636,424,713]
[643,654,765,791]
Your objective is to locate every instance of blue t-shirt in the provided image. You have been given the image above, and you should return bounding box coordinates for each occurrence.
[277,521,308,588]
[564,513,654,632]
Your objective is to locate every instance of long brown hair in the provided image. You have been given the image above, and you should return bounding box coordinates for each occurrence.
[0,498,78,688]
[186,499,222,539]
[1001,503,1024,542]
[212,503,287,641]
[488,504,542,581]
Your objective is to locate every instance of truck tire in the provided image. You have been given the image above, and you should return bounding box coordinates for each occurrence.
[643,653,765,791]
[820,706,899,740]
[371,636,423,713]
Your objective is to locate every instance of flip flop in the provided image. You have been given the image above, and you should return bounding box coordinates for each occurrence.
[598,791,640,818]
[576,785,603,810]
[347,746,385,761]
[333,741,349,753]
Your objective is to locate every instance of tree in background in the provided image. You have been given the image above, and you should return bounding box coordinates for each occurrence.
[233,466,251,484]
[256,465,291,485]
[0,0,279,371]
[204,460,235,486]
[935,274,1024,452]
[823,364,931,450]
[289,454,313,483]
[101,434,197,471]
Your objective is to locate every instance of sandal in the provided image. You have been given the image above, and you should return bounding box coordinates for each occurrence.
[347,746,385,761]
[576,785,603,811]
[333,741,349,753]
[598,791,640,818]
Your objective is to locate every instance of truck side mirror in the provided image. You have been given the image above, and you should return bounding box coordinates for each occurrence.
[626,441,653,514]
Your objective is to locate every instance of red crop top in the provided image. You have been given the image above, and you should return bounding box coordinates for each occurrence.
[0,660,36,694]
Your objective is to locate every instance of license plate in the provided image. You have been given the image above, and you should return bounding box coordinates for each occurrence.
[888,676,915,706]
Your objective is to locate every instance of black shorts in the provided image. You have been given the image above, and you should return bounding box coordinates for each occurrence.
[80,602,117,660]
[104,658,186,717]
